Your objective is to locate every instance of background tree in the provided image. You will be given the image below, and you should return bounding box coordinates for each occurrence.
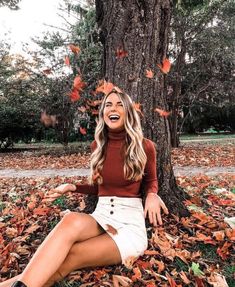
[95,0,189,216]
[0,0,20,9]
[168,0,234,146]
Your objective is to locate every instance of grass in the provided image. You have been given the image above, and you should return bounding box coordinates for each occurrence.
[180,134,235,141]
[223,265,235,287]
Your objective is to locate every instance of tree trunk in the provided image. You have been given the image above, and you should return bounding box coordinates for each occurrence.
[95,0,189,216]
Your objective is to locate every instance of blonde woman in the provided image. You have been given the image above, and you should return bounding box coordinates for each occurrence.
[2,89,168,287]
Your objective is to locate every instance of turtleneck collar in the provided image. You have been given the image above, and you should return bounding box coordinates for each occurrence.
[108,128,126,141]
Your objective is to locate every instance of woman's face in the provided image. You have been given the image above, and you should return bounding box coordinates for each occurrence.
[103,93,125,131]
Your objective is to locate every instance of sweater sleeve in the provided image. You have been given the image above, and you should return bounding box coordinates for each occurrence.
[142,139,158,195]
[75,140,98,195]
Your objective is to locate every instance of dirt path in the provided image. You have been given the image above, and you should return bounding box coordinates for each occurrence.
[0,166,234,178]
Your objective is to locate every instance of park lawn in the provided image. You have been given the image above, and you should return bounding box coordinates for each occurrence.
[0,174,234,286]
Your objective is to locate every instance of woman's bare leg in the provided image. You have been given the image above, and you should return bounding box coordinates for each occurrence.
[10,212,104,287]
[43,232,122,287]
[0,232,121,287]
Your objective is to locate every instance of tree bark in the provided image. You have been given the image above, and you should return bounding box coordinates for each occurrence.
[95,0,189,216]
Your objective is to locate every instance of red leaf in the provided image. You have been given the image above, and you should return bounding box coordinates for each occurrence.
[116,47,128,59]
[69,88,80,102]
[146,69,154,78]
[64,56,70,66]
[73,75,86,91]
[157,58,171,74]
[154,108,171,117]
[69,44,80,54]
[79,127,87,135]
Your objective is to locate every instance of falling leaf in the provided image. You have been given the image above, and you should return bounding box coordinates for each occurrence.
[40,111,58,127]
[116,47,128,59]
[79,127,87,135]
[73,75,86,91]
[113,275,132,287]
[69,44,80,54]
[64,56,70,66]
[69,88,80,102]
[154,108,171,117]
[106,224,118,235]
[146,69,154,78]
[157,58,171,74]
[95,80,115,95]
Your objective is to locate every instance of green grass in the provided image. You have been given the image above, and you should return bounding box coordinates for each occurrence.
[223,265,235,287]
[197,243,219,261]
[180,134,235,141]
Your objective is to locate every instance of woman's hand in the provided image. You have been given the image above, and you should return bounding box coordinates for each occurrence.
[43,183,76,202]
[144,193,168,226]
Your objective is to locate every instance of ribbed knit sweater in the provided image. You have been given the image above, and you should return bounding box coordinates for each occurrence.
[76,129,158,197]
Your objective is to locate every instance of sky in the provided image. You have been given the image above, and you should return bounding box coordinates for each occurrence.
[0,0,71,54]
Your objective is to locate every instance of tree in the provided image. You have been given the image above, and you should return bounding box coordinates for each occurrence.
[95,0,189,216]
[168,0,232,146]
[0,0,20,9]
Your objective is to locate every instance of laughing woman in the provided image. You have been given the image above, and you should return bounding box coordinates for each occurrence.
[1,88,168,287]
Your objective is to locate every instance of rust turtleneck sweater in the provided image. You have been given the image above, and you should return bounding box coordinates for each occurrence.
[76,129,158,197]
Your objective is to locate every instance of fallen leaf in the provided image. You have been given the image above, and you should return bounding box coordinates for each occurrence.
[112,275,132,287]
[208,272,229,287]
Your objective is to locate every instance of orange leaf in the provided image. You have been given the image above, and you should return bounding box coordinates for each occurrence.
[157,58,171,74]
[116,47,128,59]
[64,56,70,66]
[144,250,159,255]
[106,224,118,235]
[69,44,80,54]
[154,108,171,117]
[146,69,154,78]
[179,271,191,285]
[166,274,178,287]
[95,80,115,95]
[69,88,80,102]
[155,259,165,273]
[79,127,87,135]
[73,75,86,91]
[112,275,132,287]
[131,267,142,281]
[132,102,144,116]
[33,207,50,216]
[216,242,232,260]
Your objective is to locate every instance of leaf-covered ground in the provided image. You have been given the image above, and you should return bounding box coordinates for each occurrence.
[0,174,234,286]
[0,144,234,169]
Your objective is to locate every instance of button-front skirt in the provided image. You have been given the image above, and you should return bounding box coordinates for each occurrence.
[90,196,148,265]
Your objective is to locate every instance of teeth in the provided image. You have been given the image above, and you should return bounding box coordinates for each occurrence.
[109,115,120,120]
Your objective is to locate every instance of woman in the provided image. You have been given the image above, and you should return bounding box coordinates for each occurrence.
[1,88,168,287]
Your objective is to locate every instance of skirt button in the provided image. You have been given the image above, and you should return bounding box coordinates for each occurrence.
[110,211,114,215]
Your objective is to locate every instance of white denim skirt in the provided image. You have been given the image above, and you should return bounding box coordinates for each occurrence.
[90,196,148,265]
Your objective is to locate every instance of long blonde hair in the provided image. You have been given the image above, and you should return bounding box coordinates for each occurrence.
[89,89,147,184]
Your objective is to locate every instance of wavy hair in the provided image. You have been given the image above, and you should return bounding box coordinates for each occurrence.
[89,89,147,184]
